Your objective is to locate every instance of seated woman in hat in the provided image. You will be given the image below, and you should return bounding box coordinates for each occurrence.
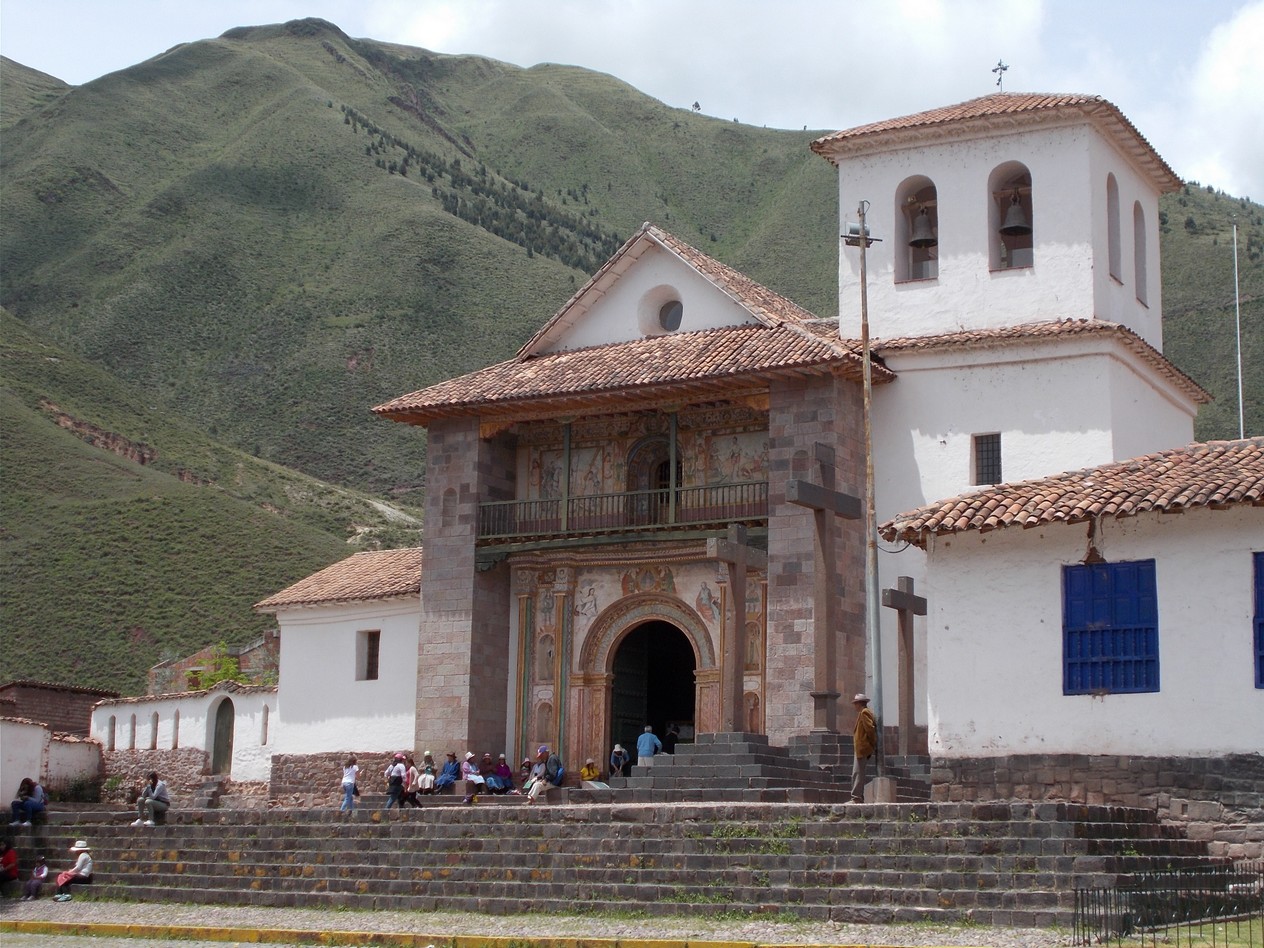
[53,840,93,902]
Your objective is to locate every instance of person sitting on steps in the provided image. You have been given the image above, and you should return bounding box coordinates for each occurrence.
[131,772,170,826]
[525,745,564,804]
[52,840,92,902]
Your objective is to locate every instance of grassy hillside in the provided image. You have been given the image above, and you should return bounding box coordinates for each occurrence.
[0,18,1261,694]
[0,310,419,693]
[0,56,70,129]
[1157,183,1264,440]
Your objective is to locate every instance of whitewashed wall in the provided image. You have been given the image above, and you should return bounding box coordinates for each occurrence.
[0,719,46,794]
[47,737,100,788]
[273,597,420,757]
[922,505,1263,757]
[539,244,761,352]
[90,687,276,782]
[0,721,100,793]
[834,122,1162,346]
[867,337,1197,727]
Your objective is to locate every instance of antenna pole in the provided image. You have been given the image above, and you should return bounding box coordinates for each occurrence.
[1233,220,1245,439]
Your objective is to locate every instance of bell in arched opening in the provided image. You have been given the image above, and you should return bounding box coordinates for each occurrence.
[999,192,1032,236]
[908,207,937,248]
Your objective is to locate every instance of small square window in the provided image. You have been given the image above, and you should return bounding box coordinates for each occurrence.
[973,433,1002,486]
[357,629,381,681]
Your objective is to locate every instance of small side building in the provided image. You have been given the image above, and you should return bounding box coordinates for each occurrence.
[254,547,422,800]
[882,438,1264,857]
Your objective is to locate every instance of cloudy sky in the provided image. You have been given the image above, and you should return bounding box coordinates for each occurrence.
[2,0,1262,200]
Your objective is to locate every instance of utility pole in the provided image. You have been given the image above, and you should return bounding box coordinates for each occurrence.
[846,202,885,778]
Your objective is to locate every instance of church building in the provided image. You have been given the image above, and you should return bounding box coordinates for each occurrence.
[371,92,1220,777]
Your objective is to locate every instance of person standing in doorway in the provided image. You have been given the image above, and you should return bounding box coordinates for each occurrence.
[636,725,662,765]
[850,693,877,803]
[662,724,680,754]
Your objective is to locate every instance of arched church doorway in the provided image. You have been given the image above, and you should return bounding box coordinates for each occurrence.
[610,620,695,756]
[211,698,235,775]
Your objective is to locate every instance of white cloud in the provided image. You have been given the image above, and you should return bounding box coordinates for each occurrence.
[1,0,1260,196]
[1181,1,1264,198]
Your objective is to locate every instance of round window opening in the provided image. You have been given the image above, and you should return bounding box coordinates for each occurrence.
[658,300,683,331]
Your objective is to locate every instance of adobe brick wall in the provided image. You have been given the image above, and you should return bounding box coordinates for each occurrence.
[0,683,117,736]
[933,752,1264,859]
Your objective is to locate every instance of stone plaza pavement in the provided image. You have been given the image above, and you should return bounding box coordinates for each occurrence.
[1,897,1076,948]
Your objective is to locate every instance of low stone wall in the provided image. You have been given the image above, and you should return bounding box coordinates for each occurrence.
[932,752,1264,859]
[101,748,209,803]
[269,751,394,805]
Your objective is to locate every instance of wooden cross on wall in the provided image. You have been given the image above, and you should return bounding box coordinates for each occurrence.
[787,442,862,734]
[707,523,767,733]
[881,575,927,757]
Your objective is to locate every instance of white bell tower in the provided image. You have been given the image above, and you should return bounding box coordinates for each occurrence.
[812,93,1182,349]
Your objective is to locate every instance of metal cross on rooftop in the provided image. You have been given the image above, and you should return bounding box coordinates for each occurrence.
[993,59,1009,91]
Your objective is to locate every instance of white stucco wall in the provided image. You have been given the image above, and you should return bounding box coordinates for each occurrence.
[867,338,1197,728]
[90,687,276,782]
[1088,134,1164,346]
[834,122,1163,346]
[273,597,420,756]
[0,719,47,792]
[540,244,761,352]
[921,505,1263,757]
[0,721,100,792]
[47,738,101,787]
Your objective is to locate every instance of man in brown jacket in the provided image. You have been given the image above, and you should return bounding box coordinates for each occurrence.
[850,693,876,803]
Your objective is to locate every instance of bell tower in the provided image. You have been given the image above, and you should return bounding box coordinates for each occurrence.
[812,93,1182,348]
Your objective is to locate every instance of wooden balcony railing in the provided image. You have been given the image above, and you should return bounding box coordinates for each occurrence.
[478,480,768,541]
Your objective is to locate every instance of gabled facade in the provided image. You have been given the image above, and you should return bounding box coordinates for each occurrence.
[376,225,878,764]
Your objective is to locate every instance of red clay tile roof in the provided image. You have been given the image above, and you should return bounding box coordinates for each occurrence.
[0,679,120,698]
[811,93,1181,192]
[375,224,884,426]
[873,319,1211,405]
[255,548,422,611]
[882,438,1264,547]
[96,680,277,705]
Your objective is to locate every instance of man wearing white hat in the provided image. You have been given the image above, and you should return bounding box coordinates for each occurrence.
[850,694,876,803]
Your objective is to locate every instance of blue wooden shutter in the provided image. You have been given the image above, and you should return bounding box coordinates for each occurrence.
[1254,552,1263,689]
[1063,560,1158,694]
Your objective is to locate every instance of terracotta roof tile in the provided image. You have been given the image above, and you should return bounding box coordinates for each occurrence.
[811,93,1180,192]
[882,438,1264,547]
[0,679,120,698]
[873,319,1211,405]
[376,227,886,426]
[255,548,422,611]
[96,680,277,705]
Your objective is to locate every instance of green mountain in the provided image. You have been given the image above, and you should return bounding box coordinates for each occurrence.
[1,308,421,693]
[1,19,1260,693]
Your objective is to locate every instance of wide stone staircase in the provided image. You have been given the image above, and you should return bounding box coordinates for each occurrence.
[11,800,1222,926]
[606,731,932,803]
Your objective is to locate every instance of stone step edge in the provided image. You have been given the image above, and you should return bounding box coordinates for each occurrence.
[66,887,1075,926]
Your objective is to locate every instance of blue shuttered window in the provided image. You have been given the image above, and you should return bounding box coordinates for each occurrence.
[1063,560,1159,695]
[1254,553,1263,689]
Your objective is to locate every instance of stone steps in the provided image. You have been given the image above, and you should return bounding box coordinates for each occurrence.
[10,801,1223,927]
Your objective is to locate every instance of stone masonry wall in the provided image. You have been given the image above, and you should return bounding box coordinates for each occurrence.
[934,753,1264,859]
[101,748,209,803]
[269,751,399,806]
[765,373,866,744]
